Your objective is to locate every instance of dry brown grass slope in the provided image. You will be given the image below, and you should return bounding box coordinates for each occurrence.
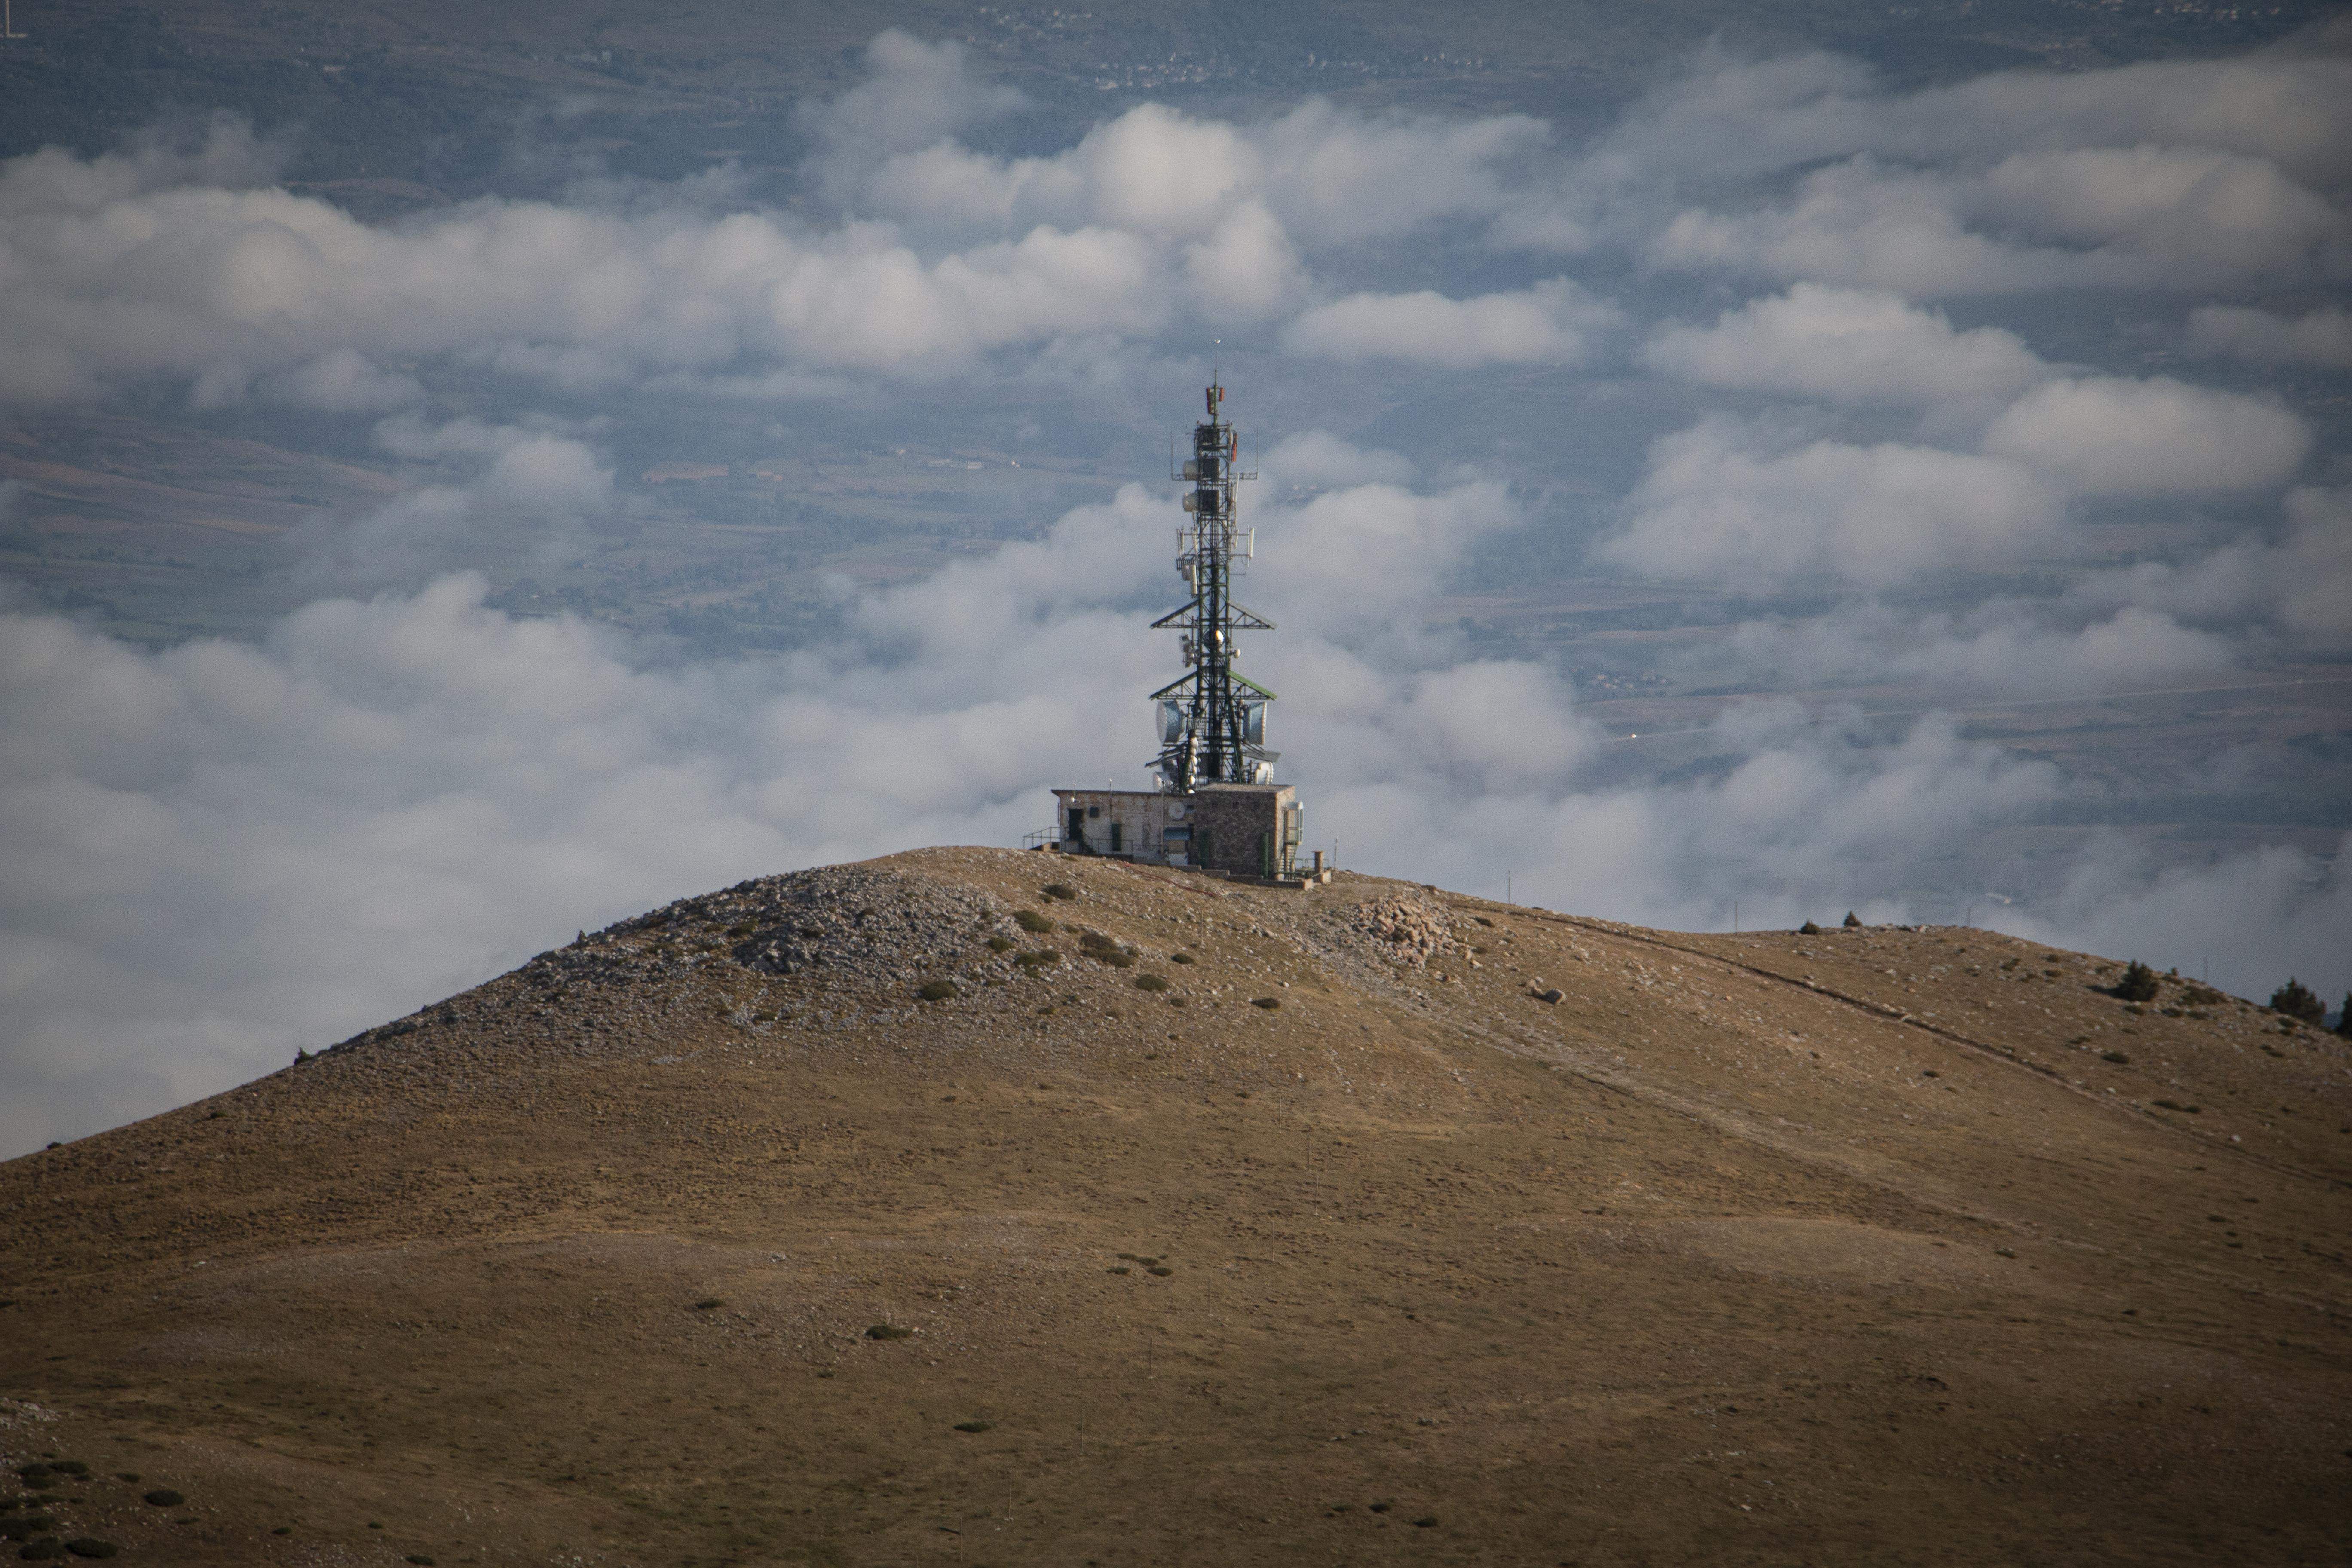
[2,846,2348,1567]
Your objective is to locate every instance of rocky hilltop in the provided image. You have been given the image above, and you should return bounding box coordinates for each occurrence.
[2,847,2347,1566]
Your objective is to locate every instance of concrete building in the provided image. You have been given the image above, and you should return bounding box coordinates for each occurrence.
[1052,783,1304,879]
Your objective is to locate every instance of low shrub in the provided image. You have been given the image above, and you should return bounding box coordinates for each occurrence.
[1043,883,1077,900]
[692,1297,723,1311]
[44,1466,84,1481]
[1014,910,1055,934]
[865,1323,913,1341]
[10,1468,45,1487]
[66,1544,120,1561]
[1015,949,1061,969]
[405,1556,436,1565]
[917,980,958,1002]
[1799,921,1822,935]
[1169,952,1195,965]
[1251,997,1280,1010]
[1134,974,1169,992]
[18,1540,63,1561]
[2114,961,2160,1002]
[952,1421,992,1433]
[985,937,1014,952]
[1413,1516,1439,1528]
[2101,1050,2130,1064]
[1147,1265,1173,1277]
[141,1491,183,1509]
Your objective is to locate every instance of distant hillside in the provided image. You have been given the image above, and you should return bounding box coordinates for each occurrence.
[2,847,2347,1566]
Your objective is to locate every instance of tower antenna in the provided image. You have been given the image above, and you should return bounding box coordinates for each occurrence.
[1150,376,1274,791]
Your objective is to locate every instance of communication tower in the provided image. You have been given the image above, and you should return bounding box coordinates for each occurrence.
[1151,378,1276,791]
[1045,377,1314,883]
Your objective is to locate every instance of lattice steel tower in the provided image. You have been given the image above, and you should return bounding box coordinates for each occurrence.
[1151,379,1277,792]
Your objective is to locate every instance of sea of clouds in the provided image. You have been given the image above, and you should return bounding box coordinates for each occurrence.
[2,27,2348,1154]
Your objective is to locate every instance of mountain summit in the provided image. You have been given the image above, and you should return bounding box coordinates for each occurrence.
[3,848,2347,1565]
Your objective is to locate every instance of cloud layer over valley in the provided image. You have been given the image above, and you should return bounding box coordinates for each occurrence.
[2,25,2348,1153]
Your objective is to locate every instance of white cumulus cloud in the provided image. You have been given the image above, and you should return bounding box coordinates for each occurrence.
[1641,283,2050,413]
[1281,278,1620,368]
[1981,375,2309,497]
[1604,418,2063,589]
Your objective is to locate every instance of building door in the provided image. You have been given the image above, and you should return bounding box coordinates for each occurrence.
[1068,807,1086,844]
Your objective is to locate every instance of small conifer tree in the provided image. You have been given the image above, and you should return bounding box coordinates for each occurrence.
[2268,977,2323,1024]
[1843,912,1862,928]
[2337,993,2352,1039]
[2114,960,2159,1002]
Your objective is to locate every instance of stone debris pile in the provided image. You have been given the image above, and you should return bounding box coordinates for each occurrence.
[635,864,1012,986]
[326,864,1017,1058]
[1347,894,1458,968]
